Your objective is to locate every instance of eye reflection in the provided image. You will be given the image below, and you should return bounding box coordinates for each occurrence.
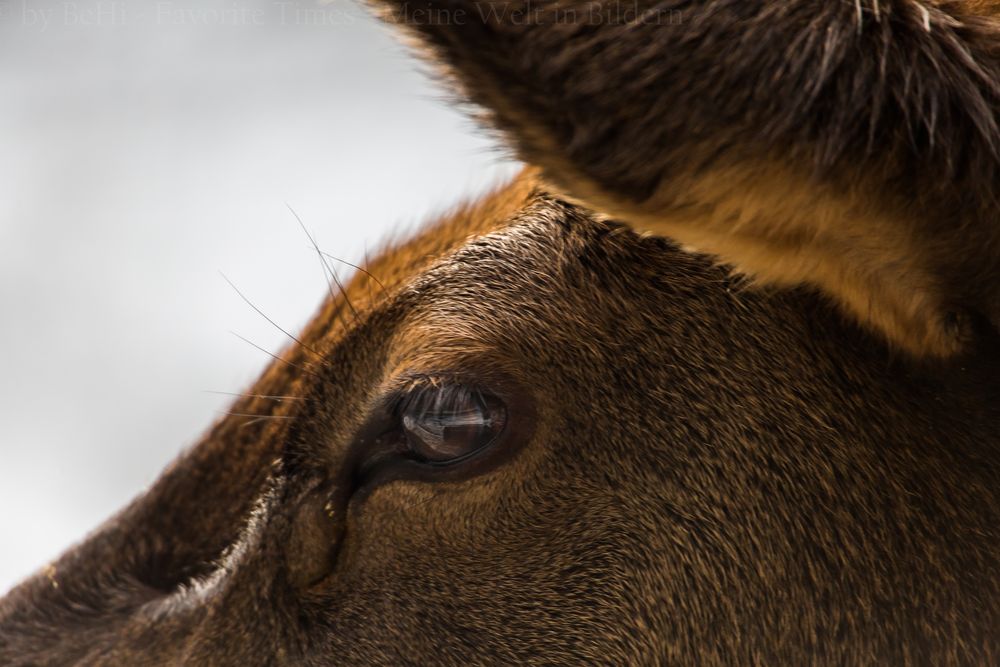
[399,385,507,464]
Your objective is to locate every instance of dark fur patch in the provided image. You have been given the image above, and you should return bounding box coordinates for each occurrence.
[379,0,1000,205]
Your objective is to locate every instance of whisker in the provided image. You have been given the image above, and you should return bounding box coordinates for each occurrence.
[238,417,268,430]
[203,390,309,402]
[319,250,386,292]
[286,203,343,318]
[229,331,320,379]
[363,243,376,304]
[326,262,360,323]
[220,272,322,359]
[219,411,295,420]
[285,204,360,324]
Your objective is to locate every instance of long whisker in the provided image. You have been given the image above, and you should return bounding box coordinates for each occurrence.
[229,331,320,379]
[218,411,295,420]
[237,417,269,430]
[319,250,386,292]
[362,243,376,304]
[286,203,343,317]
[220,272,322,359]
[326,262,360,322]
[203,390,309,402]
[285,204,360,323]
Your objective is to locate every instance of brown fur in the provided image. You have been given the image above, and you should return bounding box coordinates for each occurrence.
[3,3,1000,665]
[381,0,1000,356]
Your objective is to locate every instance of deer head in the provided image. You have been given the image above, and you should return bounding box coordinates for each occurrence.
[3,1,1000,664]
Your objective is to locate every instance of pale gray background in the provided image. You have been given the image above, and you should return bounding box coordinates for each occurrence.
[0,0,519,591]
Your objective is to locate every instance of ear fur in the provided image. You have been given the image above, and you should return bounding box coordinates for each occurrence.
[373,0,1000,357]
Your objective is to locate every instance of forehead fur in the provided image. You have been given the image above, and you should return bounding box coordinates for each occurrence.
[387,194,577,371]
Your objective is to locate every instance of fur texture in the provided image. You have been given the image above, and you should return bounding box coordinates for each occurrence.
[3,3,1000,665]
[377,0,1000,356]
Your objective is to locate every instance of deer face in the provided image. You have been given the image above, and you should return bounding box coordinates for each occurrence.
[4,2,1000,664]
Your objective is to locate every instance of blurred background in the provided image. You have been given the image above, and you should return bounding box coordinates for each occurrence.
[0,0,519,591]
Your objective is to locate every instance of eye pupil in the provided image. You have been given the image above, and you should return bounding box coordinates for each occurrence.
[401,387,506,464]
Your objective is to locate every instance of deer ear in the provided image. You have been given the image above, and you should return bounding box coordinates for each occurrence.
[376,0,1000,357]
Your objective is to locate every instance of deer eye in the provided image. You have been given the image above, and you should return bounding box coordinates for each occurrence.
[345,375,530,496]
[398,385,507,465]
